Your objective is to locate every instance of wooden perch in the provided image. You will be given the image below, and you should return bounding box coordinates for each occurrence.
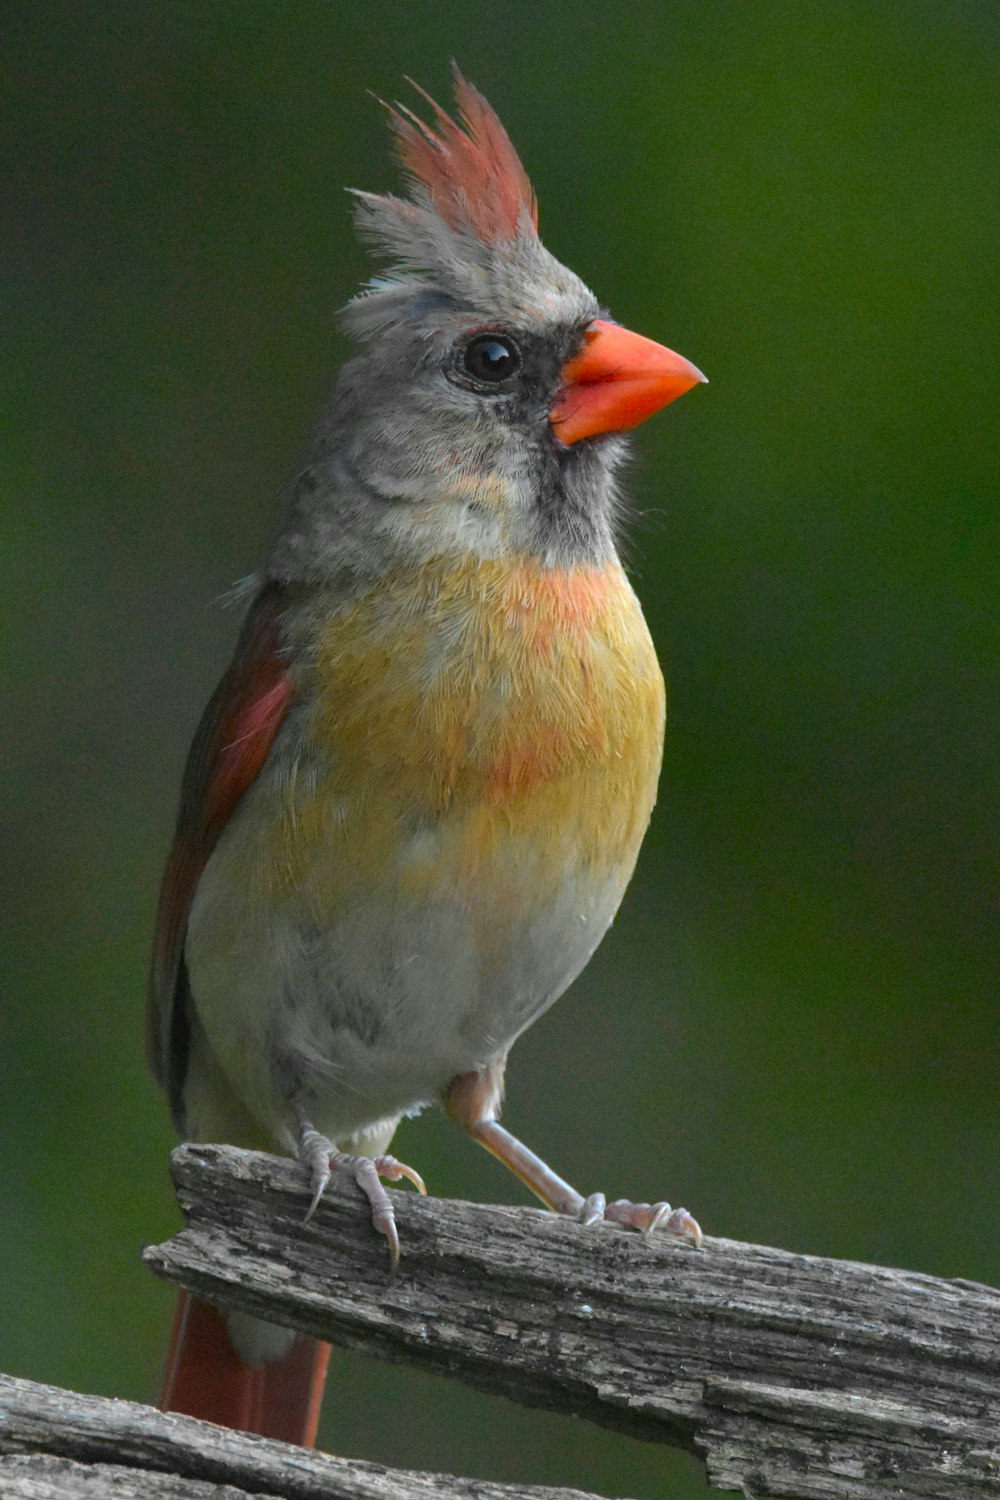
[130,1142,996,1499]
[0,1372,605,1499]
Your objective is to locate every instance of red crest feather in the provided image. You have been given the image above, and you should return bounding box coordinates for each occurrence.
[385,69,538,244]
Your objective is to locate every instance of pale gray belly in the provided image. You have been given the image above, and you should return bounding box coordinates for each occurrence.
[185,838,630,1147]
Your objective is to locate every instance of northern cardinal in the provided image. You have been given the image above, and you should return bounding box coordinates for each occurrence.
[150,69,705,1446]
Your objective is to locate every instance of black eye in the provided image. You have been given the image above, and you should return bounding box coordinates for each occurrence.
[462,332,521,385]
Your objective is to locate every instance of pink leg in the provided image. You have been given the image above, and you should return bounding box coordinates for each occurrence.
[444,1068,702,1247]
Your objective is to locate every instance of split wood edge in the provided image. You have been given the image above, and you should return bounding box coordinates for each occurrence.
[141,1145,999,1500]
[6,1144,996,1500]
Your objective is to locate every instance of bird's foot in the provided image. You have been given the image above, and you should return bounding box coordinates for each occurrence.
[298,1124,426,1267]
[576,1191,702,1247]
[445,1101,704,1251]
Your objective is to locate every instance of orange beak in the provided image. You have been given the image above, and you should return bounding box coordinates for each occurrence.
[550,319,707,446]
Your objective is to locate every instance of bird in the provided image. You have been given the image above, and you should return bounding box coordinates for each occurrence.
[149,67,706,1447]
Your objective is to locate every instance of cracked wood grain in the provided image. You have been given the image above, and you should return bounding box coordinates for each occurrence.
[0,1373,609,1500]
[138,1144,999,1499]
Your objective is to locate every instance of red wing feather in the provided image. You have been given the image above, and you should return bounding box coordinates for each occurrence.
[147,583,294,1122]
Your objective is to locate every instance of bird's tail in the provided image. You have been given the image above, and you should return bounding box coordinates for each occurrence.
[159,1292,331,1445]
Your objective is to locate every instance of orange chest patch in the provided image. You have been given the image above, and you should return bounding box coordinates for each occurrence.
[311,554,663,806]
[264,555,664,899]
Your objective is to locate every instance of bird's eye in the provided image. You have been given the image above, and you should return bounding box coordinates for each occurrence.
[462,332,522,385]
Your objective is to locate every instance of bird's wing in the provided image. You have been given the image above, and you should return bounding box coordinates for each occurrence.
[147,581,295,1126]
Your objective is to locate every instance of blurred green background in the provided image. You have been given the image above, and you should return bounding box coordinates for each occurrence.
[3,3,997,1496]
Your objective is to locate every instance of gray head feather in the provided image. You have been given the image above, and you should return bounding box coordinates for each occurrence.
[267,76,627,587]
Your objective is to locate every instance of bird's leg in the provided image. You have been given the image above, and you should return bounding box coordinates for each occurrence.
[444,1067,702,1247]
[297,1117,426,1268]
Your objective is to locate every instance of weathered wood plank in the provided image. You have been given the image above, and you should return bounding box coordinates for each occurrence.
[142,1144,1000,1499]
[0,1373,612,1500]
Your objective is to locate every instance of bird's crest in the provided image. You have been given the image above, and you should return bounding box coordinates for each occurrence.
[384,69,538,244]
[344,70,579,340]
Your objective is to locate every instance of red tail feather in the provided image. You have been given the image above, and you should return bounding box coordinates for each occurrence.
[160,1293,331,1446]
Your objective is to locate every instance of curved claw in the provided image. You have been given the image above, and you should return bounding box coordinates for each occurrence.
[375,1155,427,1196]
[645,1203,703,1248]
[296,1124,426,1268]
[305,1174,329,1224]
[300,1126,332,1223]
[356,1158,402,1270]
[598,1197,703,1249]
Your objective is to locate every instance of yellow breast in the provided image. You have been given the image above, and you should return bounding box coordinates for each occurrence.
[270,554,664,914]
